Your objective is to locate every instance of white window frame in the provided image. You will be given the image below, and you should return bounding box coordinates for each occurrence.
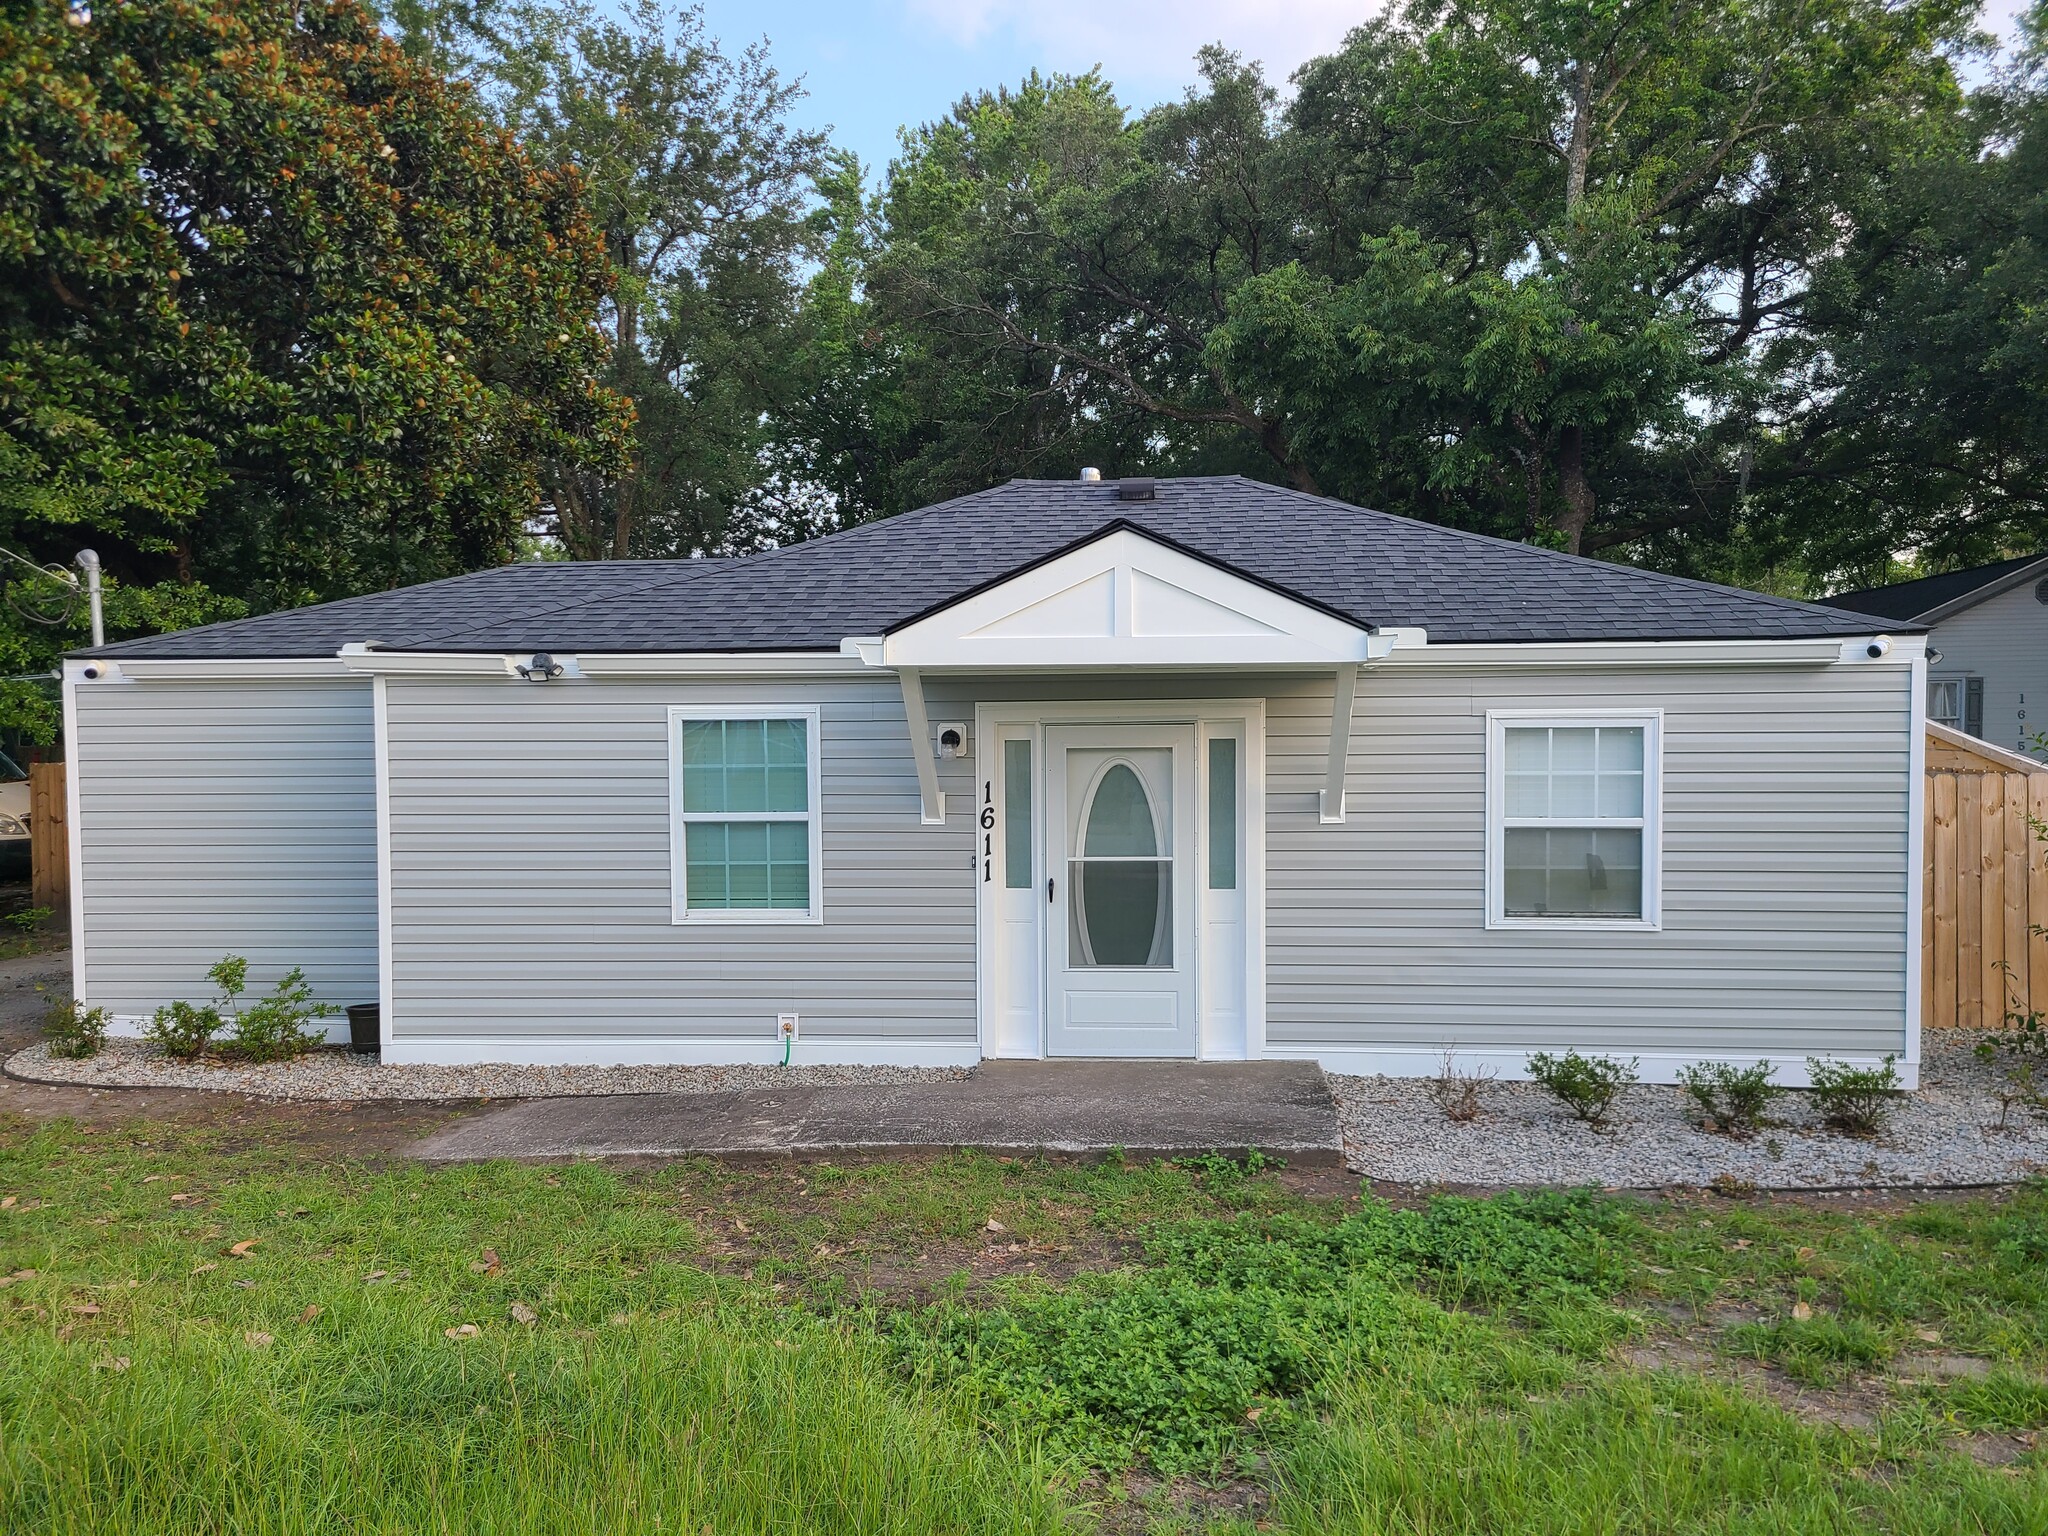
[1485,709,1663,932]
[667,704,824,925]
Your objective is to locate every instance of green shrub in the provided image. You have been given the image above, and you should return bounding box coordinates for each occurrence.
[41,999,109,1059]
[143,1000,222,1060]
[141,955,247,1061]
[1676,1060,1779,1137]
[1526,1050,1639,1127]
[223,964,334,1061]
[1805,1055,1902,1137]
[5,905,52,933]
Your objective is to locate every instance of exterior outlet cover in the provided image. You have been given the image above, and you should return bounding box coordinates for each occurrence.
[777,1013,799,1040]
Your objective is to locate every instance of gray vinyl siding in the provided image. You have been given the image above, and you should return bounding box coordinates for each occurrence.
[73,677,378,1017]
[1262,661,1912,1058]
[383,662,1909,1059]
[383,675,975,1042]
[1927,581,2048,760]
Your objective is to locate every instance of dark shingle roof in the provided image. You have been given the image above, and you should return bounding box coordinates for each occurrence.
[88,477,1898,658]
[1819,554,2046,623]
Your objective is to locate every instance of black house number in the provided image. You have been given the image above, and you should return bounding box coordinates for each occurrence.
[980,782,995,882]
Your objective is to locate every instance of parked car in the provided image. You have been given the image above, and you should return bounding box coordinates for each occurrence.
[0,750,31,879]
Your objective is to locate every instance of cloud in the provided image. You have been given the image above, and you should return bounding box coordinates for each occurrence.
[900,0,1383,92]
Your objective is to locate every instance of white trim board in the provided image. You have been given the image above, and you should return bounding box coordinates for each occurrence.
[1381,636,1923,669]
[1267,1043,1921,1091]
[372,675,395,1054]
[78,656,356,681]
[62,663,85,1012]
[100,1015,354,1046]
[1905,654,1928,1073]
[380,1039,983,1068]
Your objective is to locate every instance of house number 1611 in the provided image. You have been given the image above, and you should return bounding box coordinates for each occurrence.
[980,782,995,882]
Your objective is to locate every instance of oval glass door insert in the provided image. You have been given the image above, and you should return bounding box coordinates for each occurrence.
[1069,760,1172,967]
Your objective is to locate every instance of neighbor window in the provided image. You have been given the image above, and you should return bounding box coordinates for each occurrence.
[1929,676,1983,738]
[1489,716,1660,927]
[669,709,822,922]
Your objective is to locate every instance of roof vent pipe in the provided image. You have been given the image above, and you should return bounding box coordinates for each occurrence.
[1079,467,1102,481]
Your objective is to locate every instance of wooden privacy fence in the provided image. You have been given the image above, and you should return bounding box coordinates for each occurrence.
[1926,723,2048,1032]
[28,761,66,916]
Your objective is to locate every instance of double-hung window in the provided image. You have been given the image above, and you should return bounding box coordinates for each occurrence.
[1487,713,1661,928]
[1928,676,1983,738]
[669,707,822,923]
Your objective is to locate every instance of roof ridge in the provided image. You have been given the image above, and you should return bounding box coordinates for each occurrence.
[1236,476,1884,625]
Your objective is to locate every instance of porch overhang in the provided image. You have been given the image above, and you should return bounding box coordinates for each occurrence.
[840,524,1412,825]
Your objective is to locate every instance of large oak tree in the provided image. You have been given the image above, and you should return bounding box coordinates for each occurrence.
[0,0,629,735]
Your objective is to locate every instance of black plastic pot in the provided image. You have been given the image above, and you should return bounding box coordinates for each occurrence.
[345,1003,381,1056]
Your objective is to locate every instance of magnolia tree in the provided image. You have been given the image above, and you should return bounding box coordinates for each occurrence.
[0,0,630,738]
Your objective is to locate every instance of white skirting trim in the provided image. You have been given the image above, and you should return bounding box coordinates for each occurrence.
[1264,1043,1921,1091]
[379,1038,984,1068]
[104,1016,353,1046]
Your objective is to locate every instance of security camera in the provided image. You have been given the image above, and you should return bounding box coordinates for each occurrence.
[1866,637,1891,659]
[936,724,968,759]
[80,662,104,680]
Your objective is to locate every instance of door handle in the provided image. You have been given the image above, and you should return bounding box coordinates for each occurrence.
[1047,876,1055,904]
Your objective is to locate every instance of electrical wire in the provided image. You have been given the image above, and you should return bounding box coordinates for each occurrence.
[0,547,80,629]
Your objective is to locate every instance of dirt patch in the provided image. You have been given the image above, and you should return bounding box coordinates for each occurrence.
[1894,1352,1999,1383]
[1081,1469,1271,1535]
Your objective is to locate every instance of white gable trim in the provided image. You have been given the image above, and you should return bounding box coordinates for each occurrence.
[873,527,1392,669]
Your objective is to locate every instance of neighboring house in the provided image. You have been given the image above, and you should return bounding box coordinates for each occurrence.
[65,476,1928,1084]
[1822,554,2048,761]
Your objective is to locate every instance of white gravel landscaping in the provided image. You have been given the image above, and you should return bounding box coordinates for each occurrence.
[1332,1035,2048,1189]
[4,1039,969,1102]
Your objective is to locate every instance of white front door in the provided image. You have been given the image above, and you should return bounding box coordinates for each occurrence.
[1044,724,1198,1057]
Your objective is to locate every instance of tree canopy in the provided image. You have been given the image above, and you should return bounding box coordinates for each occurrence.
[4,0,2047,735]
[852,0,2004,574]
[0,0,629,736]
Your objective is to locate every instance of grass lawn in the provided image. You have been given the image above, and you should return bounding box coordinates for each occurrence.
[0,1117,2043,1534]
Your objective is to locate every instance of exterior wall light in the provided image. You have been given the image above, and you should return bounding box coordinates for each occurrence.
[518,651,563,681]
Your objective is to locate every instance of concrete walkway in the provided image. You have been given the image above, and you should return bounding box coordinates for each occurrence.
[414,1060,1343,1164]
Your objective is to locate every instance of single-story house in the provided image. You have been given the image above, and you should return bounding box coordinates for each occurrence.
[1821,553,2046,762]
[66,475,1928,1084]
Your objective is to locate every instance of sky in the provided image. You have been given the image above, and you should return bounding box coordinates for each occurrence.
[691,0,1382,176]
[693,0,2038,180]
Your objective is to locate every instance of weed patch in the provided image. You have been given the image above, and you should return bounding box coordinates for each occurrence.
[890,1191,1635,1475]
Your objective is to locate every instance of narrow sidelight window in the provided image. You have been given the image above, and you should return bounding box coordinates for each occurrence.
[1207,736,1237,890]
[1003,738,1032,888]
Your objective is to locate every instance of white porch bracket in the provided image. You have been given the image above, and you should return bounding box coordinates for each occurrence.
[1321,662,1359,824]
[897,666,946,825]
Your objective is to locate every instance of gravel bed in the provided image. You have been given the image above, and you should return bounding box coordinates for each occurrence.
[5,1039,970,1102]
[1332,1036,2048,1189]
